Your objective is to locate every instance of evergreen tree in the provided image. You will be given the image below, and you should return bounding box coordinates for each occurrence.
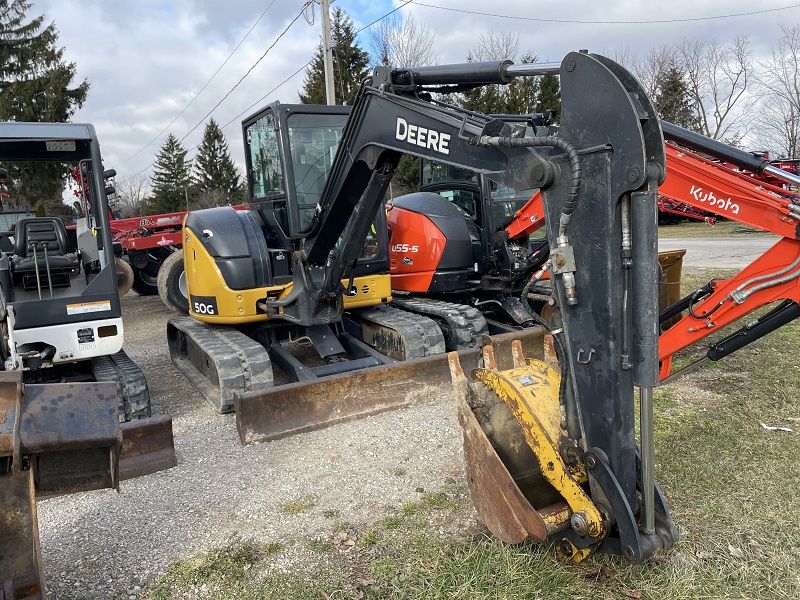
[655,66,700,131]
[0,0,89,212]
[192,118,241,205]
[535,74,561,121]
[149,134,192,214]
[504,54,539,115]
[0,0,88,121]
[299,7,370,105]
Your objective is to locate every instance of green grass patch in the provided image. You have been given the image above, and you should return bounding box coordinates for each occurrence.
[277,494,318,516]
[306,539,333,553]
[147,541,267,599]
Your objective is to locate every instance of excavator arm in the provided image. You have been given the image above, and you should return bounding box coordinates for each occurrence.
[398,53,673,562]
[655,123,800,378]
[502,120,800,382]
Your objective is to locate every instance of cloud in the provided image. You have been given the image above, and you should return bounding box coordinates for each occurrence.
[27,0,800,184]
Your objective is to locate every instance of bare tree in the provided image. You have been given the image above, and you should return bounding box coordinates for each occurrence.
[753,24,800,158]
[112,175,151,218]
[369,16,394,66]
[630,44,679,99]
[679,35,754,141]
[468,30,519,62]
[190,188,229,210]
[602,45,637,72]
[369,14,437,67]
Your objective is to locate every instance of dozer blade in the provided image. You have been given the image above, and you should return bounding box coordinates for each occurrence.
[235,328,546,445]
[119,414,177,480]
[449,339,605,562]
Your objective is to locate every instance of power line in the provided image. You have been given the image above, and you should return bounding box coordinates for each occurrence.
[123,6,307,182]
[355,0,413,34]
[178,8,307,145]
[116,0,278,168]
[408,1,800,24]
[216,0,414,134]
[220,61,314,133]
[124,0,415,182]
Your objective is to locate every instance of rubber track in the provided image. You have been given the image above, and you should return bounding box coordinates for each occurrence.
[90,349,152,422]
[167,317,273,413]
[390,297,489,351]
[353,304,445,359]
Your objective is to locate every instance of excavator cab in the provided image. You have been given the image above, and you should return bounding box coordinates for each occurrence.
[170,102,445,413]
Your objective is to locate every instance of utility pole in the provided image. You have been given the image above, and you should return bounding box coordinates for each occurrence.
[319,0,336,105]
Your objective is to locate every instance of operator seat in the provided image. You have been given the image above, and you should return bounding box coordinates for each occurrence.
[11,217,79,288]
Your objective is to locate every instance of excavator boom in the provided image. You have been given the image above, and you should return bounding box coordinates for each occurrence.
[654,123,800,378]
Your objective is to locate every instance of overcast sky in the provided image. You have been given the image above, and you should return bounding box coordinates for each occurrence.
[28,0,800,184]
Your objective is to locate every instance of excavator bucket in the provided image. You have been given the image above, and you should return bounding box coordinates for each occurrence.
[0,373,119,599]
[0,373,176,598]
[450,338,605,562]
[235,327,546,445]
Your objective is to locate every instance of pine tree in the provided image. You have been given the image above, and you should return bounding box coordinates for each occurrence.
[504,54,539,115]
[0,0,88,121]
[192,118,241,206]
[535,74,561,121]
[655,67,700,132]
[299,7,370,105]
[149,134,192,214]
[0,0,89,212]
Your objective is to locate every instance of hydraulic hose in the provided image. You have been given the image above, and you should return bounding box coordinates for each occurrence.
[470,135,581,237]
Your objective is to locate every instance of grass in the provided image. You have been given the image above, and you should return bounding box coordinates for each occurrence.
[145,266,800,599]
[277,494,318,516]
[657,218,777,238]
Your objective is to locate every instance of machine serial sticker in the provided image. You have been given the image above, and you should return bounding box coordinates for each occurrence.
[66,300,111,315]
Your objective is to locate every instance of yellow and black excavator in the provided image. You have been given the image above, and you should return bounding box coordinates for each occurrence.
[166,50,682,562]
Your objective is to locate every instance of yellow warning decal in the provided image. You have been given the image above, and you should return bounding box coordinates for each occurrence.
[66,300,111,315]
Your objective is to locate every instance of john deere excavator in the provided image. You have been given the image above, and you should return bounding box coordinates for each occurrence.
[163,50,690,562]
[0,122,175,599]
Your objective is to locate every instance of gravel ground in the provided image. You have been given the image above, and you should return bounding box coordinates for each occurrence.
[36,293,467,600]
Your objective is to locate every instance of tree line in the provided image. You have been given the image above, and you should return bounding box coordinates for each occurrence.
[4,0,800,218]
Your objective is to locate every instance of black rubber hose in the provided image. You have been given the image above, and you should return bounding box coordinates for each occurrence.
[519,277,579,437]
[470,135,582,220]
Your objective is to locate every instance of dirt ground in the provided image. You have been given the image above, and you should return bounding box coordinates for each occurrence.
[35,291,466,600]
